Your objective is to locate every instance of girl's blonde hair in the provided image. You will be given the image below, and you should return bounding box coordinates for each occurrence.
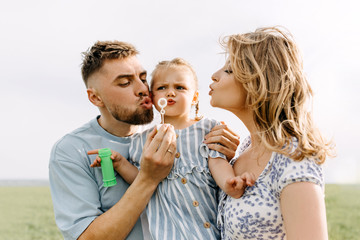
[150,58,198,89]
[151,58,202,120]
[223,26,334,163]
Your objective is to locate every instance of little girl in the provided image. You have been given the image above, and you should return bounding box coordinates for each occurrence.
[90,58,254,239]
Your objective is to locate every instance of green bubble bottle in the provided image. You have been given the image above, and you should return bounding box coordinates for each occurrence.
[98,148,117,187]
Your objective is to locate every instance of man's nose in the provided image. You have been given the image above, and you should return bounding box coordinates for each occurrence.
[135,79,149,97]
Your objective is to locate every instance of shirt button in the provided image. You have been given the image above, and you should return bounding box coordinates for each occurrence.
[181,178,187,184]
[203,222,211,228]
[192,200,199,207]
[175,152,181,158]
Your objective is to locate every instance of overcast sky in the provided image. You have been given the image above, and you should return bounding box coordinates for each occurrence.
[1,0,359,183]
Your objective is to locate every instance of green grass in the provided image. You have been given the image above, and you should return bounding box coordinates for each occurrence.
[0,187,62,240]
[0,184,359,240]
[325,184,360,240]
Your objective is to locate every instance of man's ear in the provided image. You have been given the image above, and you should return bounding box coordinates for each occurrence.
[192,91,199,105]
[87,88,104,107]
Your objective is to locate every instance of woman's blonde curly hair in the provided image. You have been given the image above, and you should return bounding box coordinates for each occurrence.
[223,26,334,163]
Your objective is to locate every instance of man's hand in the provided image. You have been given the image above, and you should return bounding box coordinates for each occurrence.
[138,124,177,184]
[204,122,240,160]
[78,124,177,240]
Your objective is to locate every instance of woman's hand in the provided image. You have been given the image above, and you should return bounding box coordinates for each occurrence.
[204,122,240,160]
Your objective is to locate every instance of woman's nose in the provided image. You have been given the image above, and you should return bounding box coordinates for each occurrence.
[211,73,218,82]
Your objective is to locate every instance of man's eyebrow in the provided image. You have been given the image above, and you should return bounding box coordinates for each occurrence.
[139,70,147,77]
[114,74,134,80]
[113,74,134,82]
[114,71,147,81]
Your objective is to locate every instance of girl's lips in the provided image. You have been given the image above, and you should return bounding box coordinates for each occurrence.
[167,99,176,106]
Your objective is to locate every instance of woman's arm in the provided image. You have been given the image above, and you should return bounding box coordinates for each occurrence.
[280,182,328,240]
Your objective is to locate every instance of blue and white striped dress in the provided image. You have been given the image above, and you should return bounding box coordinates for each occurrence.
[129,118,225,240]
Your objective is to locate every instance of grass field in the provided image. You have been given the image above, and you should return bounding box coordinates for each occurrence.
[325,184,360,240]
[0,184,359,240]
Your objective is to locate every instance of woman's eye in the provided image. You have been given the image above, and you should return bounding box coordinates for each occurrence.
[224,69,233,74]
[157,86,165,90]
[176,86,185,90]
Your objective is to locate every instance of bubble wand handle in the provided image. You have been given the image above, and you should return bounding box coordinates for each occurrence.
[98,148,117,187]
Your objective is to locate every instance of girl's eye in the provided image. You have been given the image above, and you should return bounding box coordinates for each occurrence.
[157,86,165,90]
[224,69,233,74]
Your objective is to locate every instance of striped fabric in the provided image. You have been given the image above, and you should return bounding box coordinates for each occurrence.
[129,118,225,240]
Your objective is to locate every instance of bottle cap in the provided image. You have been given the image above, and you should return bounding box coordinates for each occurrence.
[98,148,112,157]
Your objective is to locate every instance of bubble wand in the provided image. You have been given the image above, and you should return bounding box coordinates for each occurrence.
[157,98,167,130]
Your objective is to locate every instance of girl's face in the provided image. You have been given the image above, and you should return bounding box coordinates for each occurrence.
[151,67,198,119]
[209,61,247,113]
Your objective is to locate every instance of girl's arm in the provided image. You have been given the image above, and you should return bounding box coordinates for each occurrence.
[280,182,328,240]
[88,149,138,184]
[209,157,254,198]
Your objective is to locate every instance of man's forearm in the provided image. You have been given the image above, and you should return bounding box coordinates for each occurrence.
[78,173,157,240]
[78,125,176,239]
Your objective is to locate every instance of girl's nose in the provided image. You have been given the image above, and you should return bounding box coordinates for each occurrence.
[166,89,175,97]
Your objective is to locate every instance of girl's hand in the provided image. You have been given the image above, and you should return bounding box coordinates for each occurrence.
[224,172,255,199]
[224,176,246,199]
[239,171,256,186]
[87,149,127,173]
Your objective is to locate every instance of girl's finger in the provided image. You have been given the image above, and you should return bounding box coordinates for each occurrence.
[87,149,99,155]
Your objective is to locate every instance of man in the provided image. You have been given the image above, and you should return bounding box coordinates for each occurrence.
[49,41,239,240]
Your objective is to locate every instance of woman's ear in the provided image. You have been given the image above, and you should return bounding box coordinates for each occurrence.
[192,91,199,105]
[87,88,104,107]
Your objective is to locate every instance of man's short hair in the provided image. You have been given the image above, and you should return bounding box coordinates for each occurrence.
[81,41,139,86]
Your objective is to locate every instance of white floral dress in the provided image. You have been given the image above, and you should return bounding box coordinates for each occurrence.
[217,136,324,240]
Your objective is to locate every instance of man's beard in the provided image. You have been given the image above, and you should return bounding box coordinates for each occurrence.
[110,105,154,125]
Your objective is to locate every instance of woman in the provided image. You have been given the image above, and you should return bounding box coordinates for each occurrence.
[209,27,334,239]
